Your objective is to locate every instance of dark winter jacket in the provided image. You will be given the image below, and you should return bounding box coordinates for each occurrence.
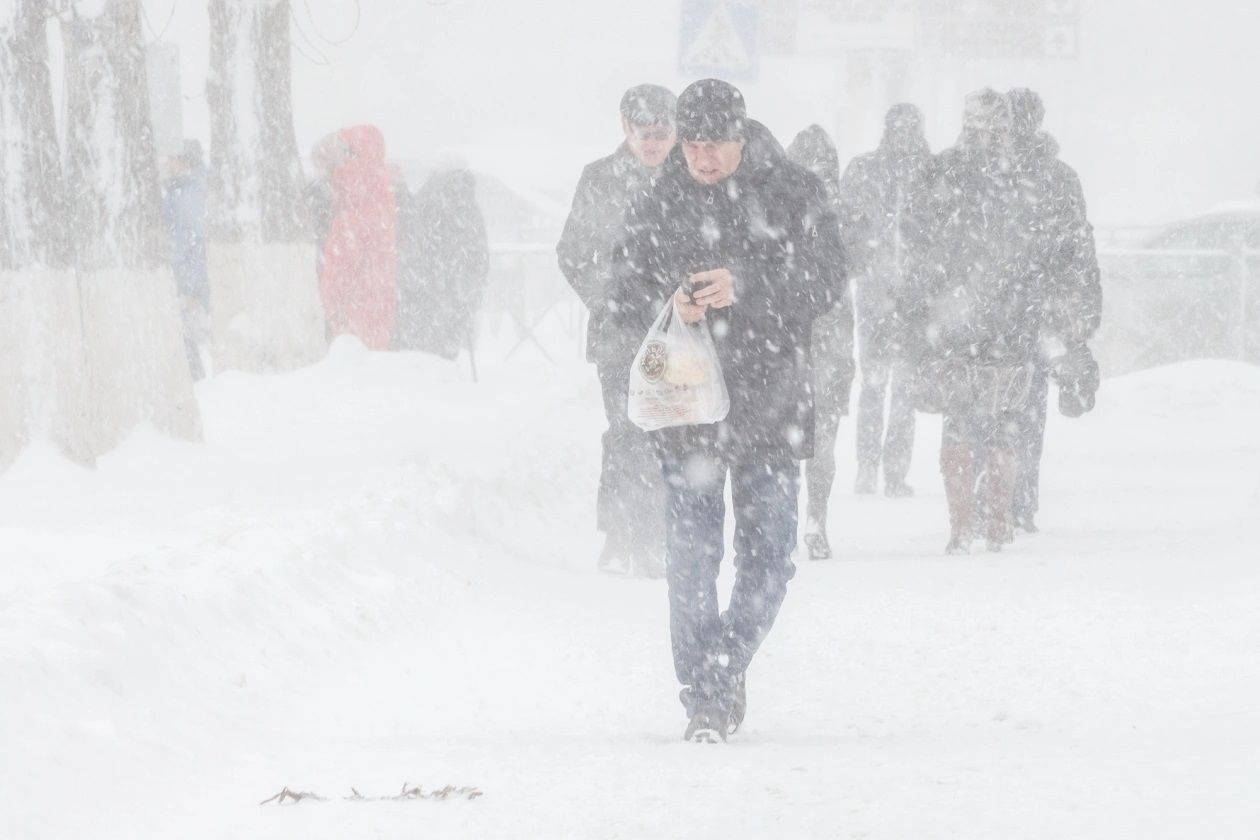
[1012,131,1102,349]
[837,124,934,360]
[611,120,847,462]
[395,169,489,358]
[786,125,856,412]
[557,144,663,365]
[163,166,209,305]
[903,139,1053,366]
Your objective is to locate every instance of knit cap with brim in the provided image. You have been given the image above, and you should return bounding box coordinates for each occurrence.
[676,79,747,142]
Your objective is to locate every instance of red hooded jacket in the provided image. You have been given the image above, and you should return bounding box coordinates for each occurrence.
[320,125,398,350]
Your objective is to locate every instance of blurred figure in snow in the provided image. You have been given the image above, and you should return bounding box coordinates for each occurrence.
[903,89,1045,554]
[305,133,341,260]
[786,125,856,560]
[162,139,210,381]
[394,166,489,359]
[838,104,934,501]
[1006,88,1102,532]
[556,83,677,578]
[318,125,397,350]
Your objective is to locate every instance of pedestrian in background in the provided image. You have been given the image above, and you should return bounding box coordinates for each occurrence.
[905,90,1048,553]
[318,125,398,351]
[839,104,934,499]
[557,83,677,577]
[1006,88,1102,533]
[162,139,210,381]
[786,125,855,560]
[395,166,489,360]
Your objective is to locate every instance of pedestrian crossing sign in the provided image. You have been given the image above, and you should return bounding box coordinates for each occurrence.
[679,0,760,82]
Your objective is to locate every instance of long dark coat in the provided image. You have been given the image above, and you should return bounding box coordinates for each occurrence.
[556,144,661,366]
[395,169,489,358]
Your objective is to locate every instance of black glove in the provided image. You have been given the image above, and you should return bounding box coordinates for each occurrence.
[1055,343,1100,418]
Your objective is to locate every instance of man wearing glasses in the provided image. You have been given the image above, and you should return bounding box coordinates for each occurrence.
[557,84,678,578]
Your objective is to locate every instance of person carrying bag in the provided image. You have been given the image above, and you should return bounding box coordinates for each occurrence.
[627,296,729,431]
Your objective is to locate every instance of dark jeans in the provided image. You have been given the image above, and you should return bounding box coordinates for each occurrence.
[1014,367,1049,521]
[596,360,664,553]
[856,355,915,482]
[661,452,799,711]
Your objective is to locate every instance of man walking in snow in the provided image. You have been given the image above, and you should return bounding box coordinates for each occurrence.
[557,84,677,578]
[838,104,934,500]
[903,89,1049,553]
[1006,88,1102,533]
[786,125,856,561]
[612,80,845,741]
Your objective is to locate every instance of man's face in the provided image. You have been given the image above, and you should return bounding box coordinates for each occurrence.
[623,119,676,169]
[682,139,744,185]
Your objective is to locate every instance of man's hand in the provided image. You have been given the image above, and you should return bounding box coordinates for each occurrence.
[688,268,735,309]
[674,287,707,324]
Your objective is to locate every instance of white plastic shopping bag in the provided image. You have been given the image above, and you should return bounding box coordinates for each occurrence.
[627,298,730,431]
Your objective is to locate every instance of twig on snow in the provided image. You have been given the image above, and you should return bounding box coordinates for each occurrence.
[260,783,482,805]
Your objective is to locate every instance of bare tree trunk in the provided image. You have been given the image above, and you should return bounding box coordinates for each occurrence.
[61,0,201,452]
[207,0,307,243]
[62,0,167,271]
[0,0,91,469]
[0,0,69,271]
[206,0,325,371]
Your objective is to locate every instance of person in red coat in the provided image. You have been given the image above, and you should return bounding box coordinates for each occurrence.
[318,125,398,350]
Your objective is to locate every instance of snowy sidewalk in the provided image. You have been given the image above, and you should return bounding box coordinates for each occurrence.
[1,349,1257,839]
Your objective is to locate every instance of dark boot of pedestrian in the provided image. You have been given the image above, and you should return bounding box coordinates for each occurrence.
[985,446,1018,551]
[684,705,729,743]
[941,443,976,554]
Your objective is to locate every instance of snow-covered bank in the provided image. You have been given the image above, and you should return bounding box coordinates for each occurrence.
[2,355,1258,839]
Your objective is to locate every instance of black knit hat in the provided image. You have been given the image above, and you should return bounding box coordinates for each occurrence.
[619,84,677,127]
[1007,88,1046,137]
[963,88,1009,133]
[675,79,747,142]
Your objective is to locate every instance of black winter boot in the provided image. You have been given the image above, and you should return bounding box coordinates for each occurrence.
[684,706,729,743]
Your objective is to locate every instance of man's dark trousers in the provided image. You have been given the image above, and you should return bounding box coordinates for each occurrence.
[596,359,664,555]
[856,354,916,483]
[1014,365,1050,524]
[661,450,799,709]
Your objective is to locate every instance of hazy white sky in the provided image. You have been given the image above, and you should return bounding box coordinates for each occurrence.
[153,0,1258,226]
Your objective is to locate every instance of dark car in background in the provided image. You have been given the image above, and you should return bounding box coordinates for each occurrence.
[1139,201,1260,276]
[1096,201,1260,375]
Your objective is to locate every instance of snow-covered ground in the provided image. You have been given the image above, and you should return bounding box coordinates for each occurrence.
[2,338,1258,839]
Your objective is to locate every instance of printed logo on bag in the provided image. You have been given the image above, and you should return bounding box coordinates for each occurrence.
[641,340,668,383]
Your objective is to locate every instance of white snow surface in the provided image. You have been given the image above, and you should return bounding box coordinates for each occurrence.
[2,341,1258,839]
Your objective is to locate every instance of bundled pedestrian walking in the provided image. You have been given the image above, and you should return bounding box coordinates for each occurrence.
[557,84,678,577]
[612,80,846,740]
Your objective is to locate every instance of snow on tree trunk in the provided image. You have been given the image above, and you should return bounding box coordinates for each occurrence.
[207,0,325,372]
[0,0,92,470]
[61,0,201,454]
